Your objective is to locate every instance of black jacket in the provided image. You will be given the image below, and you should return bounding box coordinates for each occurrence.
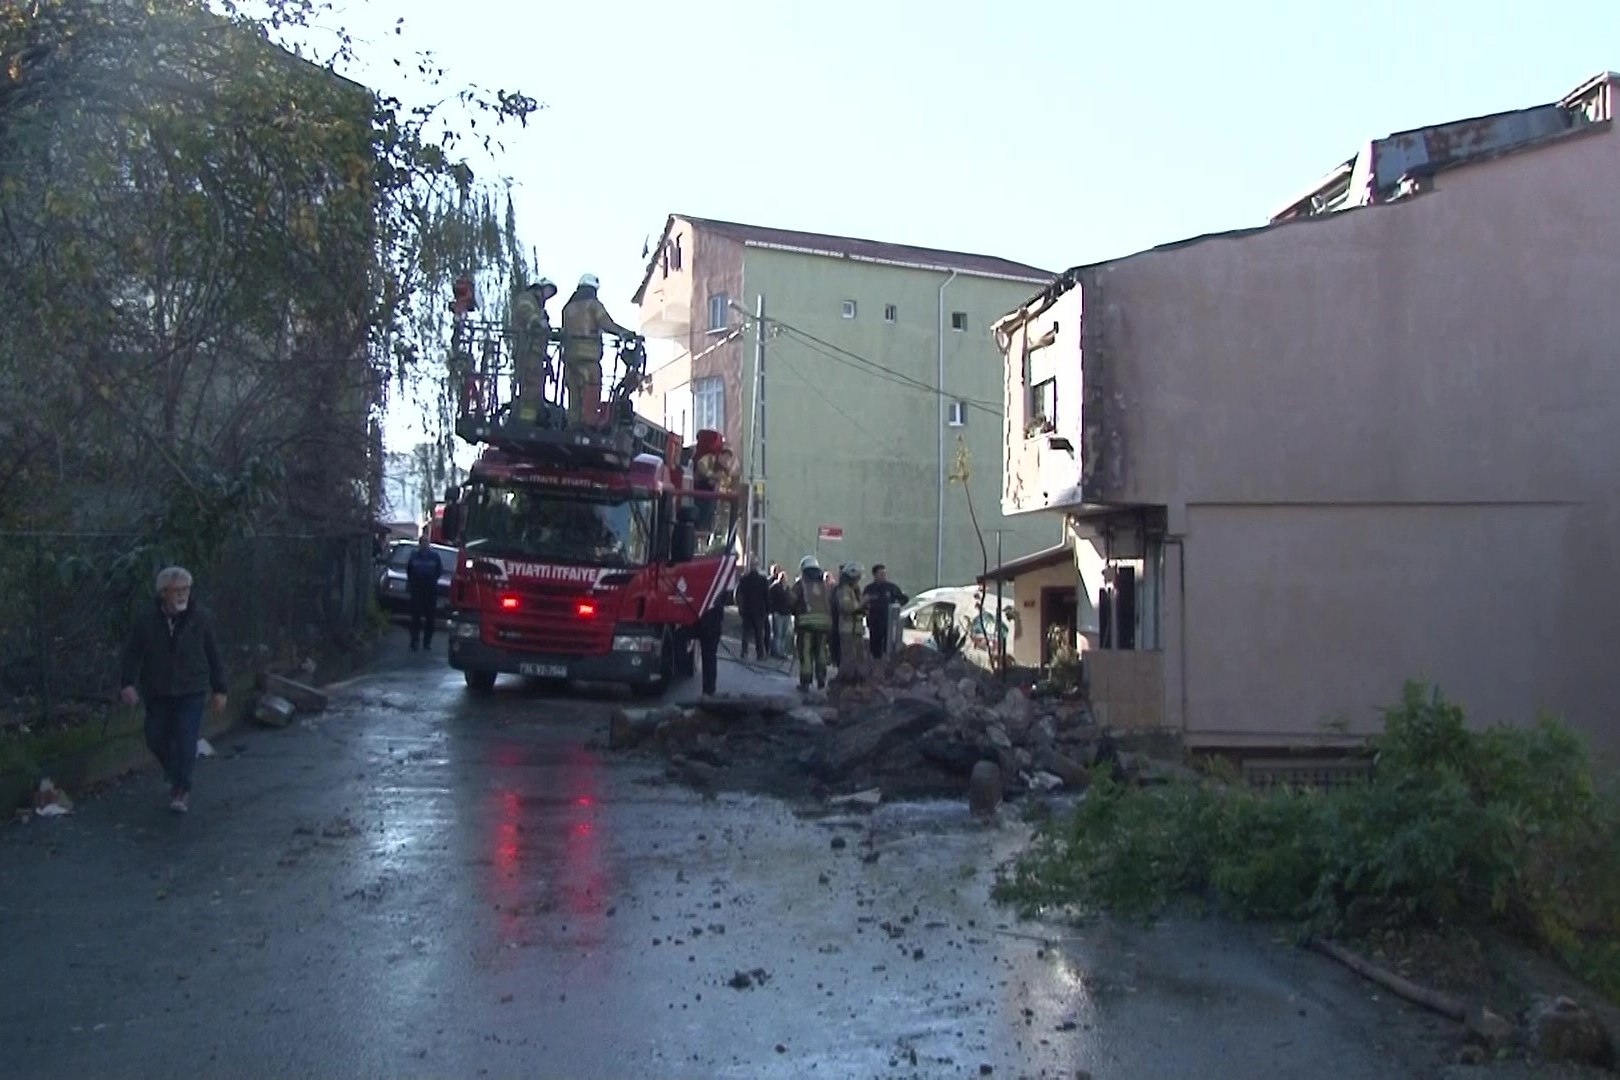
[863,581,908,625]
[735,569,769,617]
[120,602,227,700]
[405,548,442,597]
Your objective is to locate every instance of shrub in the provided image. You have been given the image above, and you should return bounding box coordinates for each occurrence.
[994,681,1620,1000]
[931,613,965,658]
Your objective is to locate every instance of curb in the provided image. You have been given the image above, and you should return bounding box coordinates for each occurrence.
[3,632,384,814]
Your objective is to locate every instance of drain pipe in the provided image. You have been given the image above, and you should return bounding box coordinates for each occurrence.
[936,268,958,588]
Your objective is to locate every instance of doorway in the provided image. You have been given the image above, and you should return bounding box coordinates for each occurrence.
[1040,586,1079,665]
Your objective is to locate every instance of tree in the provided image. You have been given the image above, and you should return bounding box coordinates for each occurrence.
[0,0,539,558]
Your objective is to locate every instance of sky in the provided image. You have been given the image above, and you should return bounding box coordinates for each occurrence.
[301,0,1620,463]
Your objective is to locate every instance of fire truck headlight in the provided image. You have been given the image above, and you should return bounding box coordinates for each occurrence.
[452,618,480,639]
[612,635,659,653]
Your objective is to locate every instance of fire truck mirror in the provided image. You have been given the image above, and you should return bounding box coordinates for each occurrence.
[671,518,697,565]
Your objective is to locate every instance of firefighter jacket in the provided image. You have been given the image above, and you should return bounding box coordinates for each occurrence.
[560,288,633,364]
[509,289,550,360]
[694,452,739,494]
[791,575,831,631]
[833,581,866,636]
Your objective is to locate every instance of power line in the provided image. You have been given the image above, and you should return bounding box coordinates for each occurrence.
[760,316,1005,419]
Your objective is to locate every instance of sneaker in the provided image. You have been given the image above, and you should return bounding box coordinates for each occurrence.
[169,792,189,814]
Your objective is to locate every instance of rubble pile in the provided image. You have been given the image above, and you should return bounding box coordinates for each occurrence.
[609,643,1186,804]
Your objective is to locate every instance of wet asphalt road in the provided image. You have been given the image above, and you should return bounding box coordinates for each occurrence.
[1,636,1455,1079]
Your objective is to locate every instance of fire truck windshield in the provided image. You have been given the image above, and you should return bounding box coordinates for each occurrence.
[460,483,653,566]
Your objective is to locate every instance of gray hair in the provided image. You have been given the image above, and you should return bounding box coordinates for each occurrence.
[154,566,194,593]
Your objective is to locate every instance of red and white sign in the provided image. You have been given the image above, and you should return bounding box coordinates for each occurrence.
[493,561,608,585]
[817,526,844,542]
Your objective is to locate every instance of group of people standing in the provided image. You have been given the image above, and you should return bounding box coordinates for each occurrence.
[733,557,908,692]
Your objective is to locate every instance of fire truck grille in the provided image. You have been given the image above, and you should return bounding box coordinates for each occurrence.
[490,593,612,655]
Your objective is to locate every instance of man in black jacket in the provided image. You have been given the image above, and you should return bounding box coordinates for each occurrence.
[863,563,909,659]
[405,534,443,651]
[119,566,227,814]
[735,560,770,660]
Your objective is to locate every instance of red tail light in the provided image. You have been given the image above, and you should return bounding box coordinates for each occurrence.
[500,594,520,611]
[576,601,596,618]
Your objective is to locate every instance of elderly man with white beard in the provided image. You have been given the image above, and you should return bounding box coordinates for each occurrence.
[119,566,228,814]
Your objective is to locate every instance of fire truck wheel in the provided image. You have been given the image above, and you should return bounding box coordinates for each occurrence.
[463,668,497,694]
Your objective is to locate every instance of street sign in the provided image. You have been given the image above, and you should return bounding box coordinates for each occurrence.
[817,525,843,542]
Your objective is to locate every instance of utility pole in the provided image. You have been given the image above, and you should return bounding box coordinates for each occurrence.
[745,295,768,563]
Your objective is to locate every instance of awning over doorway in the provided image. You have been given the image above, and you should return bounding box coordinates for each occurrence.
[977,541,1074,585]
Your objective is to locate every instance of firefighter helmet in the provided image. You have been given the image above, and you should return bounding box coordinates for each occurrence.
[578,273,600,290]
[799,555,820,573]
[841,561,863,579]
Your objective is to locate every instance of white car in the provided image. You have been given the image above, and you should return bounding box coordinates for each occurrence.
[897,586,1018,654]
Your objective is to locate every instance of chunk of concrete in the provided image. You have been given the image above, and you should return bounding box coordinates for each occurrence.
[254,694,296,729]
[968,761,1003,816]
[609,707,667,750]
[807,698,948,779]
[262,673,328,713]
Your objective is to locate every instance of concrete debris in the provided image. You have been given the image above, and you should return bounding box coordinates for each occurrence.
[260,673,328,713]
[254,694,296,729]
[1464,1003,1515,1054]
[967,761,1003,816]
[1528,995,1612,1066]
[608,643,1181,805]
[828,788,883,810]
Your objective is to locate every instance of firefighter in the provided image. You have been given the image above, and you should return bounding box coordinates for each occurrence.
[790,555,832,692]
[560,273,637,428]
[833,562,867,680]
[508,278,557,424]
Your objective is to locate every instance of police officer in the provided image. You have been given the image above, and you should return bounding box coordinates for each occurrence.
[790,556,832,692]
[560,273,637,428]
[509,278,557,424]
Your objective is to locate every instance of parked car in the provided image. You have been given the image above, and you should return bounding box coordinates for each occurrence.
[897,586,1017,651]
[375,541,457,618]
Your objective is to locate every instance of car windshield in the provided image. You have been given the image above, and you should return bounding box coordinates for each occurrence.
[460,483,653,566]
[387,545,455,573]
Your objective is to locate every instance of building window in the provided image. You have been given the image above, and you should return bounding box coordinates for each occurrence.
[707,293,729,332]
[670,236,683,270]
[1029,378,1057,434]
[950,311,968,332]
[693,376,724,433]
[884,304,897,323]
[947,400,966,427]
[841,300,857,319]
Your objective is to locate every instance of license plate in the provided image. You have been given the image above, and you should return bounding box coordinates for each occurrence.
[519,662,568,678]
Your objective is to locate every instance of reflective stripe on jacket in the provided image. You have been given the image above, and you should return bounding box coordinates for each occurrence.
[792,577,831,631]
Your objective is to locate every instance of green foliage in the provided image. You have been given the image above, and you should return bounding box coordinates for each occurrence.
[994,681,1620,1000]
[931,612,966,658]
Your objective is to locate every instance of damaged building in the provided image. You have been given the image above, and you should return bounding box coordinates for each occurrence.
[992,72,1620,759]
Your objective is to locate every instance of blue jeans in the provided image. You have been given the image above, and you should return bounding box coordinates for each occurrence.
[144,694,205,794]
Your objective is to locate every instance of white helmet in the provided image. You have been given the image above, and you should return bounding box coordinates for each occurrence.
[578,273,600,290]
[841,561,863,579]
[799,555,820,573]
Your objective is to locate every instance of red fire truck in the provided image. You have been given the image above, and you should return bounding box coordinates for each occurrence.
[437,284,742,695]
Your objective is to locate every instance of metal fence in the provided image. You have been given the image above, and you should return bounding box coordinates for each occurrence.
[0,531,374,723]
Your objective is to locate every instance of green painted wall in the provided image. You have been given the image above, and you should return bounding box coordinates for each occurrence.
[736,248,1060,592]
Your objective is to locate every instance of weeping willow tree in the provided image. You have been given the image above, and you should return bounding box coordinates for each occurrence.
[0,0,540,552]
[401,186,540,500]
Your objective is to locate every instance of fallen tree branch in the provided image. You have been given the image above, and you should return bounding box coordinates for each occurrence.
[1306,935,1466,1021]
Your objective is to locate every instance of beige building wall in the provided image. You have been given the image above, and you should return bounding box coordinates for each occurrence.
[1002,118,1620,758]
